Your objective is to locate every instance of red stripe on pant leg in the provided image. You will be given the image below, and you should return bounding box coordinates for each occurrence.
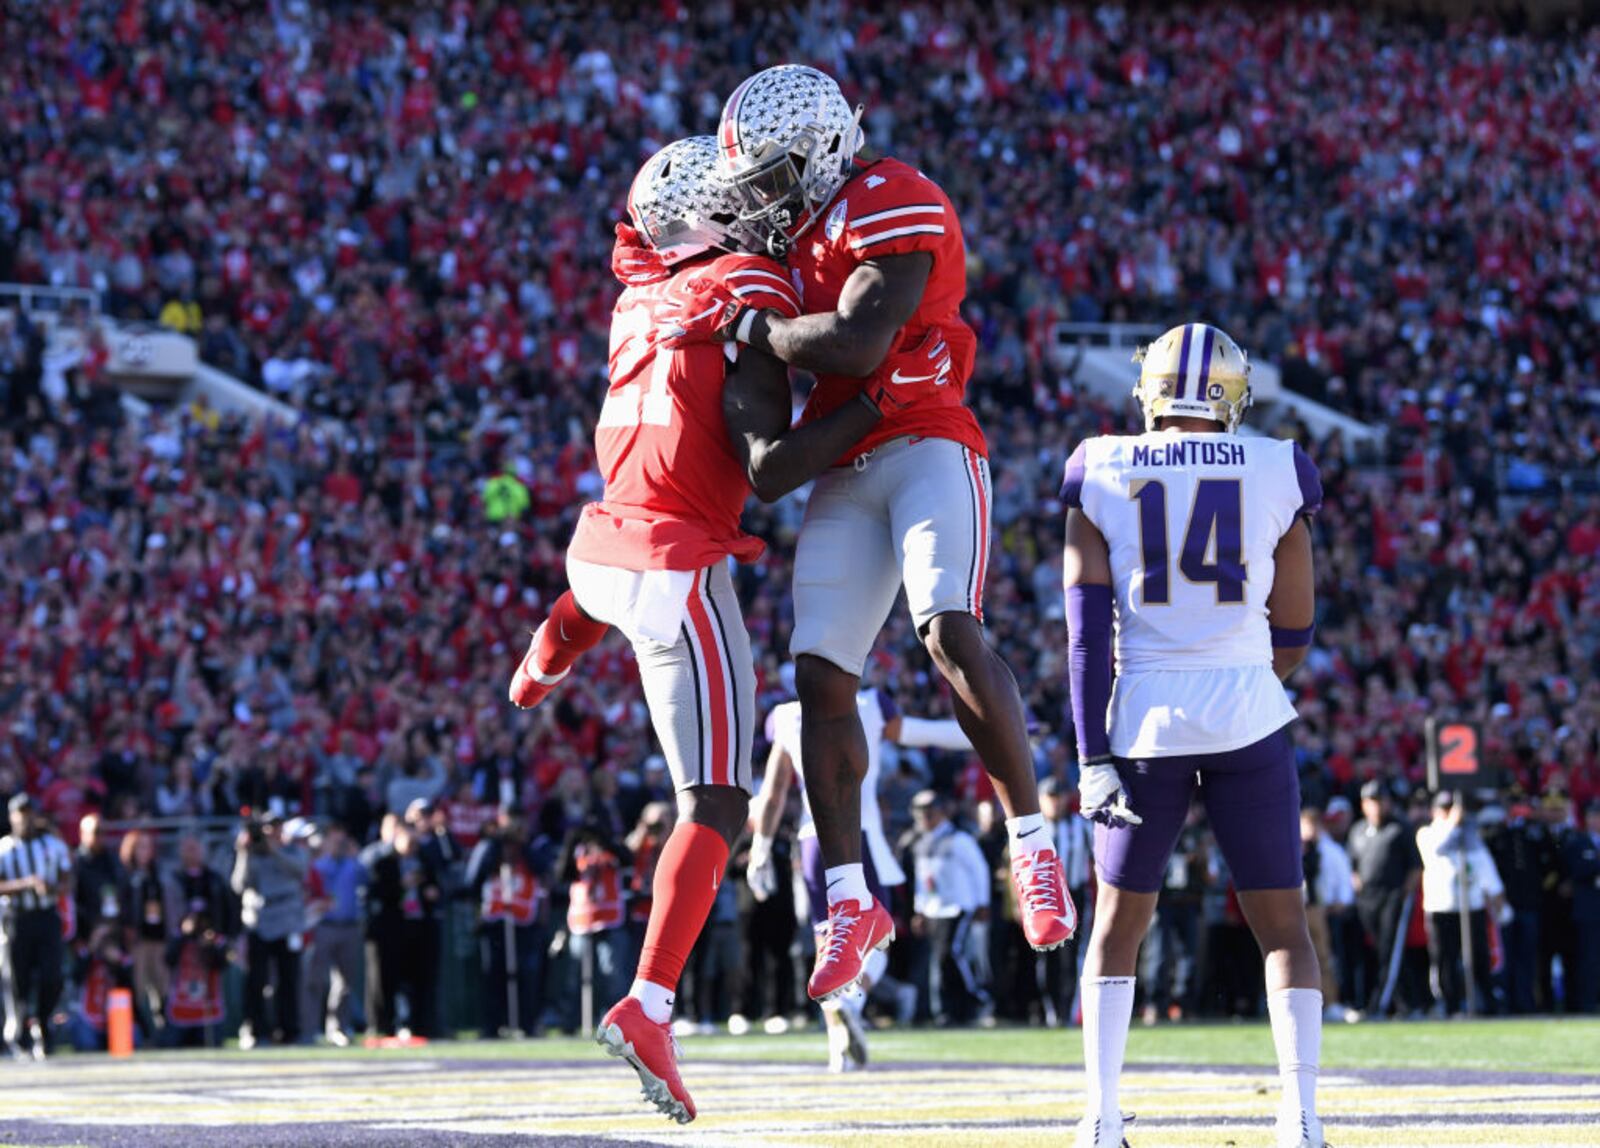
[685,572,730,787]
[967,451,990,623]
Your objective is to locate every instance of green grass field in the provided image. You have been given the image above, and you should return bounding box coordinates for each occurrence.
[230,1015,1600,1074]
[6,1018,1600,1147]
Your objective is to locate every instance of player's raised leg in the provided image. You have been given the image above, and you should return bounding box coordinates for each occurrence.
[891,439,1076,952]
[594,564,757,1124]
[509,590,609,708]
[790,471,903,1001]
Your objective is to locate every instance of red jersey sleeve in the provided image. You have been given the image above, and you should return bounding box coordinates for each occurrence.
[835,159,953,262]
[706,253,802,318]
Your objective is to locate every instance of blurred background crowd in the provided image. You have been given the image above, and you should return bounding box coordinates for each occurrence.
[1,0,1599,1050]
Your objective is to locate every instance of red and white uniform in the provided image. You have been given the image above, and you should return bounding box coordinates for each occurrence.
[787,158,994,676]
[569,251,801,572]
[791,157,985,462]
[565,252,800,793]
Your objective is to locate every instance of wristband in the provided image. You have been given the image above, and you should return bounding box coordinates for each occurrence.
[734,307,759,344]
[1270,624,1315,649]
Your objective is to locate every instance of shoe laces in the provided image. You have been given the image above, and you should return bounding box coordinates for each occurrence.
[820,907,862,963]
[1015,852,1062,915]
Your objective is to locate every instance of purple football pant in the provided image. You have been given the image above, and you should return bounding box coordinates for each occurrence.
[1094,725,1302,894]
[799,835,887,928]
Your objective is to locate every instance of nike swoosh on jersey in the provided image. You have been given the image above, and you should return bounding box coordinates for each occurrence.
[890,368,945,385]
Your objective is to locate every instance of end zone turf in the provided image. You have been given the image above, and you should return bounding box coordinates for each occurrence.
[1,1021,1596,1148]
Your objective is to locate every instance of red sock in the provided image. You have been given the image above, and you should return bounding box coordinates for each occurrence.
[535,591,608,675]
[635,822,730,989]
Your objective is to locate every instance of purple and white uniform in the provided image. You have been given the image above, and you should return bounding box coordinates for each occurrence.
[766,690,908,925]
[1062,431,1322,892]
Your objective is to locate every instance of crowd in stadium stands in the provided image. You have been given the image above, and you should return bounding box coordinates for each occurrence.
[2,0,1600,1048]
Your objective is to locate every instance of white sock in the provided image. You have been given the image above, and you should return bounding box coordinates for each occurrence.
[1268,988,1322,1121]
[1082,976,1135,1121]
[824,863,870,908]
[629,978,676,1024]
[1007,812,1050,855]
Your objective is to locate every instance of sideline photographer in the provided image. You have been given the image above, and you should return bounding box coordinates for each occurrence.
[231,811,307,1046]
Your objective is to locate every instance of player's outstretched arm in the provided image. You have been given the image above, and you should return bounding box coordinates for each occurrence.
[722,344,881,502]
[885,714,972,751]
[745,253,932,378]
[1266,518,1315,681]
[746,742,795,902]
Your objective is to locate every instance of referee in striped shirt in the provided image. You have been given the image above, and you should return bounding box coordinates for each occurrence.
[1,793,72,1059]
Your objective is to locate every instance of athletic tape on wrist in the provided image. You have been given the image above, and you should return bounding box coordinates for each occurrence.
[734,307,758,344]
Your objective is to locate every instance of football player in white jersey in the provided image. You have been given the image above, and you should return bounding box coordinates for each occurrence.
[1061,324,1327,1148]
[748,676,970,1071]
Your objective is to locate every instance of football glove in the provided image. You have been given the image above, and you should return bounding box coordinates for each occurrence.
[659,277,748,346]
[611,221,669,286]
[1077,756,1142,828]
[746,832,778,903]
[863,328,956,413]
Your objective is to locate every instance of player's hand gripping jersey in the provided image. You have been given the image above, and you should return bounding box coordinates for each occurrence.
[1062,432,1322,758]
[567,252,802,573]
[789,157,984,462]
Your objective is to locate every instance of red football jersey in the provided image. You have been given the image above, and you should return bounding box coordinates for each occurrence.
[790,157,987,460]
[567,251,802,572]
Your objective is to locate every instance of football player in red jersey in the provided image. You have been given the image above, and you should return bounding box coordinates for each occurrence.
[670,65,1076,1003]
[506,136,944,1124]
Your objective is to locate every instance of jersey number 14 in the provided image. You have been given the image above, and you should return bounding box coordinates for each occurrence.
[1130,479,1246,604]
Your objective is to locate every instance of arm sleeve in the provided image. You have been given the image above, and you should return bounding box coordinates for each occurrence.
[839,173,951,262]
[716,255,802,317]
[1066,582,1114,760]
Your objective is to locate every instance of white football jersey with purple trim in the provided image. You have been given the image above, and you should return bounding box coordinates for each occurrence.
[766,691,907,886]
[1062,431,1321,758]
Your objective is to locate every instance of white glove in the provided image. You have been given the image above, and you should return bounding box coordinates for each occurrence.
[1077,758,1142,828]
[747,833,777,903]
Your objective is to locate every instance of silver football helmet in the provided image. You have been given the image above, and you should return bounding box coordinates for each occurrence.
[1132,323,1253,433]
[717,65,864,256]
[626,136,751,266]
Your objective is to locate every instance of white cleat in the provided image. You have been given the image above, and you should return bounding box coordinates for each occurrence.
[1075,1111,1134,1148]
[1277,1109,1329,1148]
[836,986,869,1069]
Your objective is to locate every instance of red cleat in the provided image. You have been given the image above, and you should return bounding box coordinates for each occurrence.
[808,897,895,1002]
[595,997,696,1124]
[1012,847,1077,951]
[508,623,570,709]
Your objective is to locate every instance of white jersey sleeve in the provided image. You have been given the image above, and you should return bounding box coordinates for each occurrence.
[1062,432,1321,757]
